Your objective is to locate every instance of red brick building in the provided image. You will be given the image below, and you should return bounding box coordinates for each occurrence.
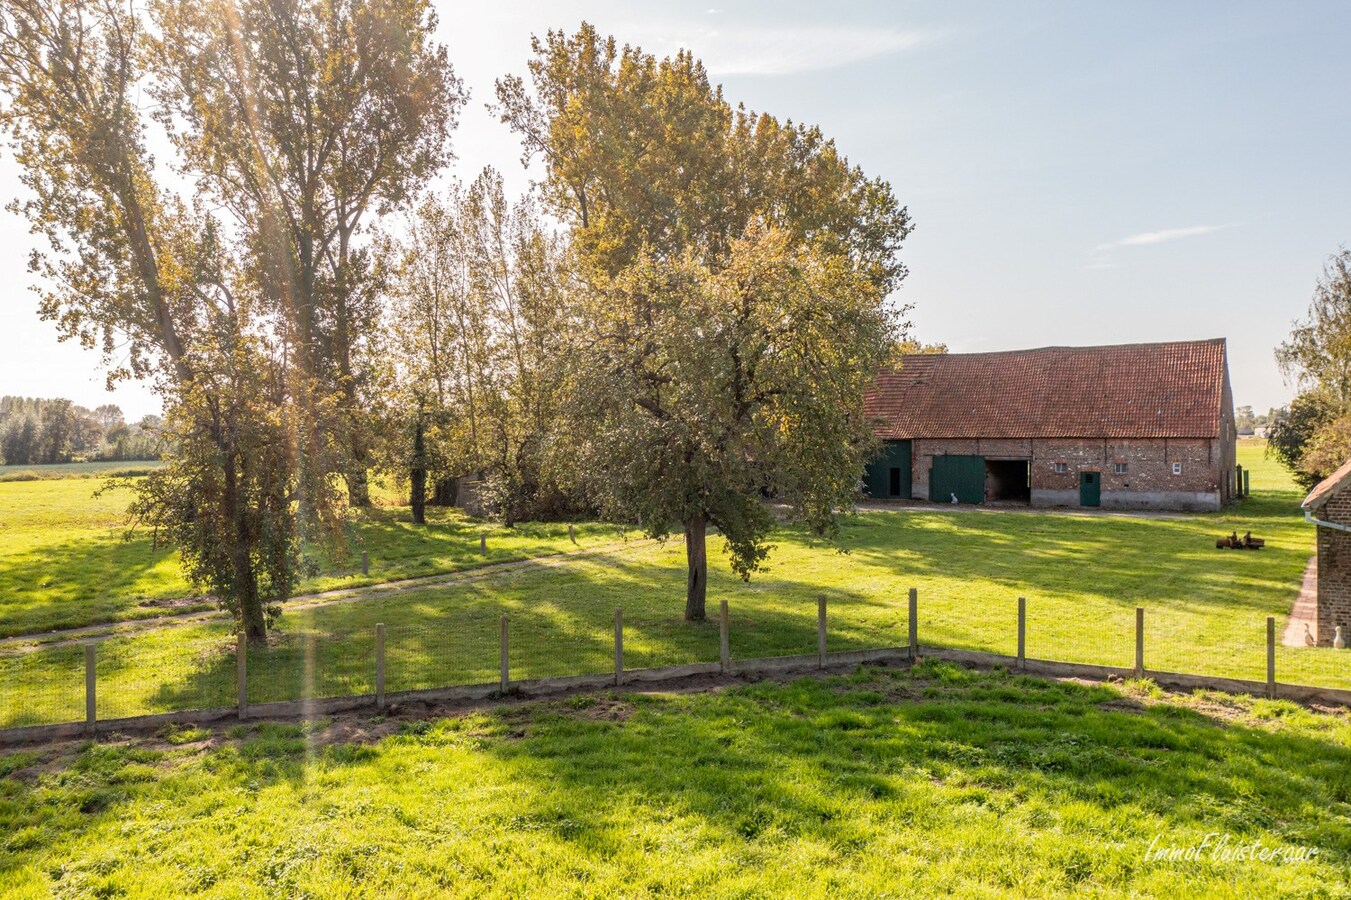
[862,339,1238,511]
[1303,459,1351,647]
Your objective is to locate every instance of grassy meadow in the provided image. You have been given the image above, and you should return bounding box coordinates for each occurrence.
[1,664,1348,897]
[0,441,1339,729]
[0,470,628,639]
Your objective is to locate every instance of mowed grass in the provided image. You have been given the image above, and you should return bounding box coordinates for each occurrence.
[0,472,628,639]
[0,442,1336,728]
[0,460,164,483]
[1,664,1348,897]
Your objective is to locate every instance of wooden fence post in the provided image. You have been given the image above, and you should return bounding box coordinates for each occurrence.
[499,614,510,693]
[1135,608,1145,678]
[720,599,730,674]
[84,643,96,736]
[375,623,386,712]
[1243,469,1250,498]
[568,523,576,544]
[1267,616,1276,700]
[236,631,248,720]
[305,634,317,708]
[818,595,828,668]
[480,533,488,555]
[1017,597,1026,670]
[361,550,369,576]
[908,588,918,659]
[614,608,624,686]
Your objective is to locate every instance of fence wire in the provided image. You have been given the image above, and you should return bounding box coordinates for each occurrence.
[0,643,83,728]
[5,581,1351,735]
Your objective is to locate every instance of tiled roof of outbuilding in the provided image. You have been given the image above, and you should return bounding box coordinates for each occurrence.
[865,339,1229,439]
[1303,457,1351,512]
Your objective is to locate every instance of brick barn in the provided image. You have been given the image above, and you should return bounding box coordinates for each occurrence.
[1302,459,1351,647]
[862,338,1238,511]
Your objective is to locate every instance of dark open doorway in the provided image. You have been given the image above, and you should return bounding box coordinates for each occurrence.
[985,459,1031,503]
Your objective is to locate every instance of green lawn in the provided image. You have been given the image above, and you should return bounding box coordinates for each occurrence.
[1,443,1337,729]
[0,473,628,639]
[0,460,164,483]
[1,664,1347,897]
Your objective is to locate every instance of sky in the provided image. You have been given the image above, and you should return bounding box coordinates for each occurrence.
[1,0,1349,419]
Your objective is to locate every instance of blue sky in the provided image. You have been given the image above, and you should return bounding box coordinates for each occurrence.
[1,0,1348,417]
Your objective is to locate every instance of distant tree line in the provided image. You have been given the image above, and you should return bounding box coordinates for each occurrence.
[1234,405,1283,432]
[0,397,160,465]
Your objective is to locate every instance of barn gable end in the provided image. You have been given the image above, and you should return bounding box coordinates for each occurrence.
[1304,459,1351,646]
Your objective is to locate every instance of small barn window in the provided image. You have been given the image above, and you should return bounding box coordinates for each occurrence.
[1113,462,1128,475]
[1054,462,1068,474]
[1172,462,1183,476]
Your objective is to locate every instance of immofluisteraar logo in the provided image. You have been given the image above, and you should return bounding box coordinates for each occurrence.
[1144,833,1320,864]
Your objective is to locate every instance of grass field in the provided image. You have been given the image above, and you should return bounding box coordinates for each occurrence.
[1,664,1347,897]
[0,472,628,639]
[0,460,164,483]
[0,442,1337,728]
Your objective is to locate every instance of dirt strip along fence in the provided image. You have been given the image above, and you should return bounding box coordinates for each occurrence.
[3,591,1350,747]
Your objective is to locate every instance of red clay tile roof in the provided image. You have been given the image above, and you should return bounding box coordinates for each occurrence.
[865,339,1229,439]
[1303,457,1351,512]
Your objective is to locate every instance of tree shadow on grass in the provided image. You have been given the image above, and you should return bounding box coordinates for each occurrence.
[12,492,1319,727]
[98,553,908,720]
[4,664,1350,894]
[830,504,1311,618]
[0,531,185,638]
[462,664,1351,893]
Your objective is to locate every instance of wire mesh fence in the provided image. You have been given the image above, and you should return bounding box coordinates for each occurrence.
[4,584,1350,738]
[1025,599,1135,670]
[0,643,84,728]
[245,627,377,706]
[95,626,236,720]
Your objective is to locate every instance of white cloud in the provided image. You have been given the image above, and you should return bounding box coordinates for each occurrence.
[646,25,931,77]
[1095,223,1237,252]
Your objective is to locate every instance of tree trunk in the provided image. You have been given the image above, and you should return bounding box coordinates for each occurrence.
[238,569,267,644]
[347,460,372,507]
[222,450,266,643]
[410,418,427,525]
[684,514,708,621]
[410,467,427,524]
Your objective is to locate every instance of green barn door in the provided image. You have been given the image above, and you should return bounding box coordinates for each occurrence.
[929,454,985,504]
[1079,471,1101,507]
[864,441,912,499]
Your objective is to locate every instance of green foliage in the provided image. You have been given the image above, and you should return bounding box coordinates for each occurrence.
[497,23,913,617]
[121,333,348,638]
[558,229,895,581]
[0,396,159,465]
[0,0,462,637]
[495,23,911,292]
[381,169,574,523]
[1267,392,1335,490]
[1273,248,1351,486]
[150,0,467,507]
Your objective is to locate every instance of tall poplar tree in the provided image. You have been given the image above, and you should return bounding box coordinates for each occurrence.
[150,0,465,506]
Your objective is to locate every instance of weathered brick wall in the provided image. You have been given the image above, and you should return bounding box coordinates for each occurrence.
[911,436,1223,508]
[1316,493,1351,646]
